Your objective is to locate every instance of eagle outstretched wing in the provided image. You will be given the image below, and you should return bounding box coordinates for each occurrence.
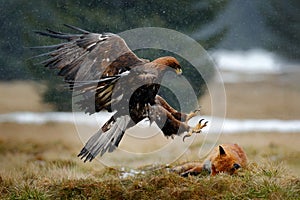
[34,24,146,113]
[33,25,207,161]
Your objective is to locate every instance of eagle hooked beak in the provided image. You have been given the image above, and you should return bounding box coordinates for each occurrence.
[175,68,182,75]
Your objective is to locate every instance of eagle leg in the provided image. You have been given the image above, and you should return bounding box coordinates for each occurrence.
[185,107,201,122]
[183,119,208,141]
[154,95,201,122]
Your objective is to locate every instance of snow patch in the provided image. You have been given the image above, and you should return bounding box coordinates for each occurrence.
[119,167,145,179]
[211,49,281,74]
[0,112,300,134]
[189,116,300,134]
[0,112,111,126]
[223,118,300,133]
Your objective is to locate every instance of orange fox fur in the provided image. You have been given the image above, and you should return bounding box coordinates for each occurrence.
[172,143,248,176]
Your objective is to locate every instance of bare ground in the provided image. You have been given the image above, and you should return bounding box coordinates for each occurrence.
[200,73,300,119]
[0,81,53,113]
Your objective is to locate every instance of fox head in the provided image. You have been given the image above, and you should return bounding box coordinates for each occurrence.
[210,145,242,176]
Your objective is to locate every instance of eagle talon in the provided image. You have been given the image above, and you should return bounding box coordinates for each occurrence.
[183,119,208,142]
[183,132,192,141]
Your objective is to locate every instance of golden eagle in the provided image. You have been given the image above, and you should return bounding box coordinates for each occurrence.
[34,25,207,162]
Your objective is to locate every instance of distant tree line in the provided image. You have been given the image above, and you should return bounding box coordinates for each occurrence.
[1,0,298,111]
[260,0,300,61]
[1,0,227,111]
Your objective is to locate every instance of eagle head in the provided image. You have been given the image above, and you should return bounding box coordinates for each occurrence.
[152,56,182,75]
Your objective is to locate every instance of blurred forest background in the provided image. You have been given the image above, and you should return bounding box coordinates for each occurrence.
[0,2,300,198]
[0,0,299,111]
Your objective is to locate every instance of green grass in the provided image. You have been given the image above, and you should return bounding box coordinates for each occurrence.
[1,161,299,200]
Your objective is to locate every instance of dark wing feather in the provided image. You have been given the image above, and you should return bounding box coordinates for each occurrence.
[34,25,146,114]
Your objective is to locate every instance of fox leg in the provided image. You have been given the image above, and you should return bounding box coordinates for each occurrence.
[181,165,203,177]
[171,162,203,177]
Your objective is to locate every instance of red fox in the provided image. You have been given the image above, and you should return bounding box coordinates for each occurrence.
[172,143,248,176]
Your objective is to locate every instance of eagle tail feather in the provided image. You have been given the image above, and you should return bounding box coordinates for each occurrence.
[78,115,131,162]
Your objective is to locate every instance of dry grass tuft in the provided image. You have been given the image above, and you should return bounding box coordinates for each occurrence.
[0,124,300,199]
[1,158,299,199]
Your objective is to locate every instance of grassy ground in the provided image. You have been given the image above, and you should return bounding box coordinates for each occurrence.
[0,78,300,199]
[0,123,299,199]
